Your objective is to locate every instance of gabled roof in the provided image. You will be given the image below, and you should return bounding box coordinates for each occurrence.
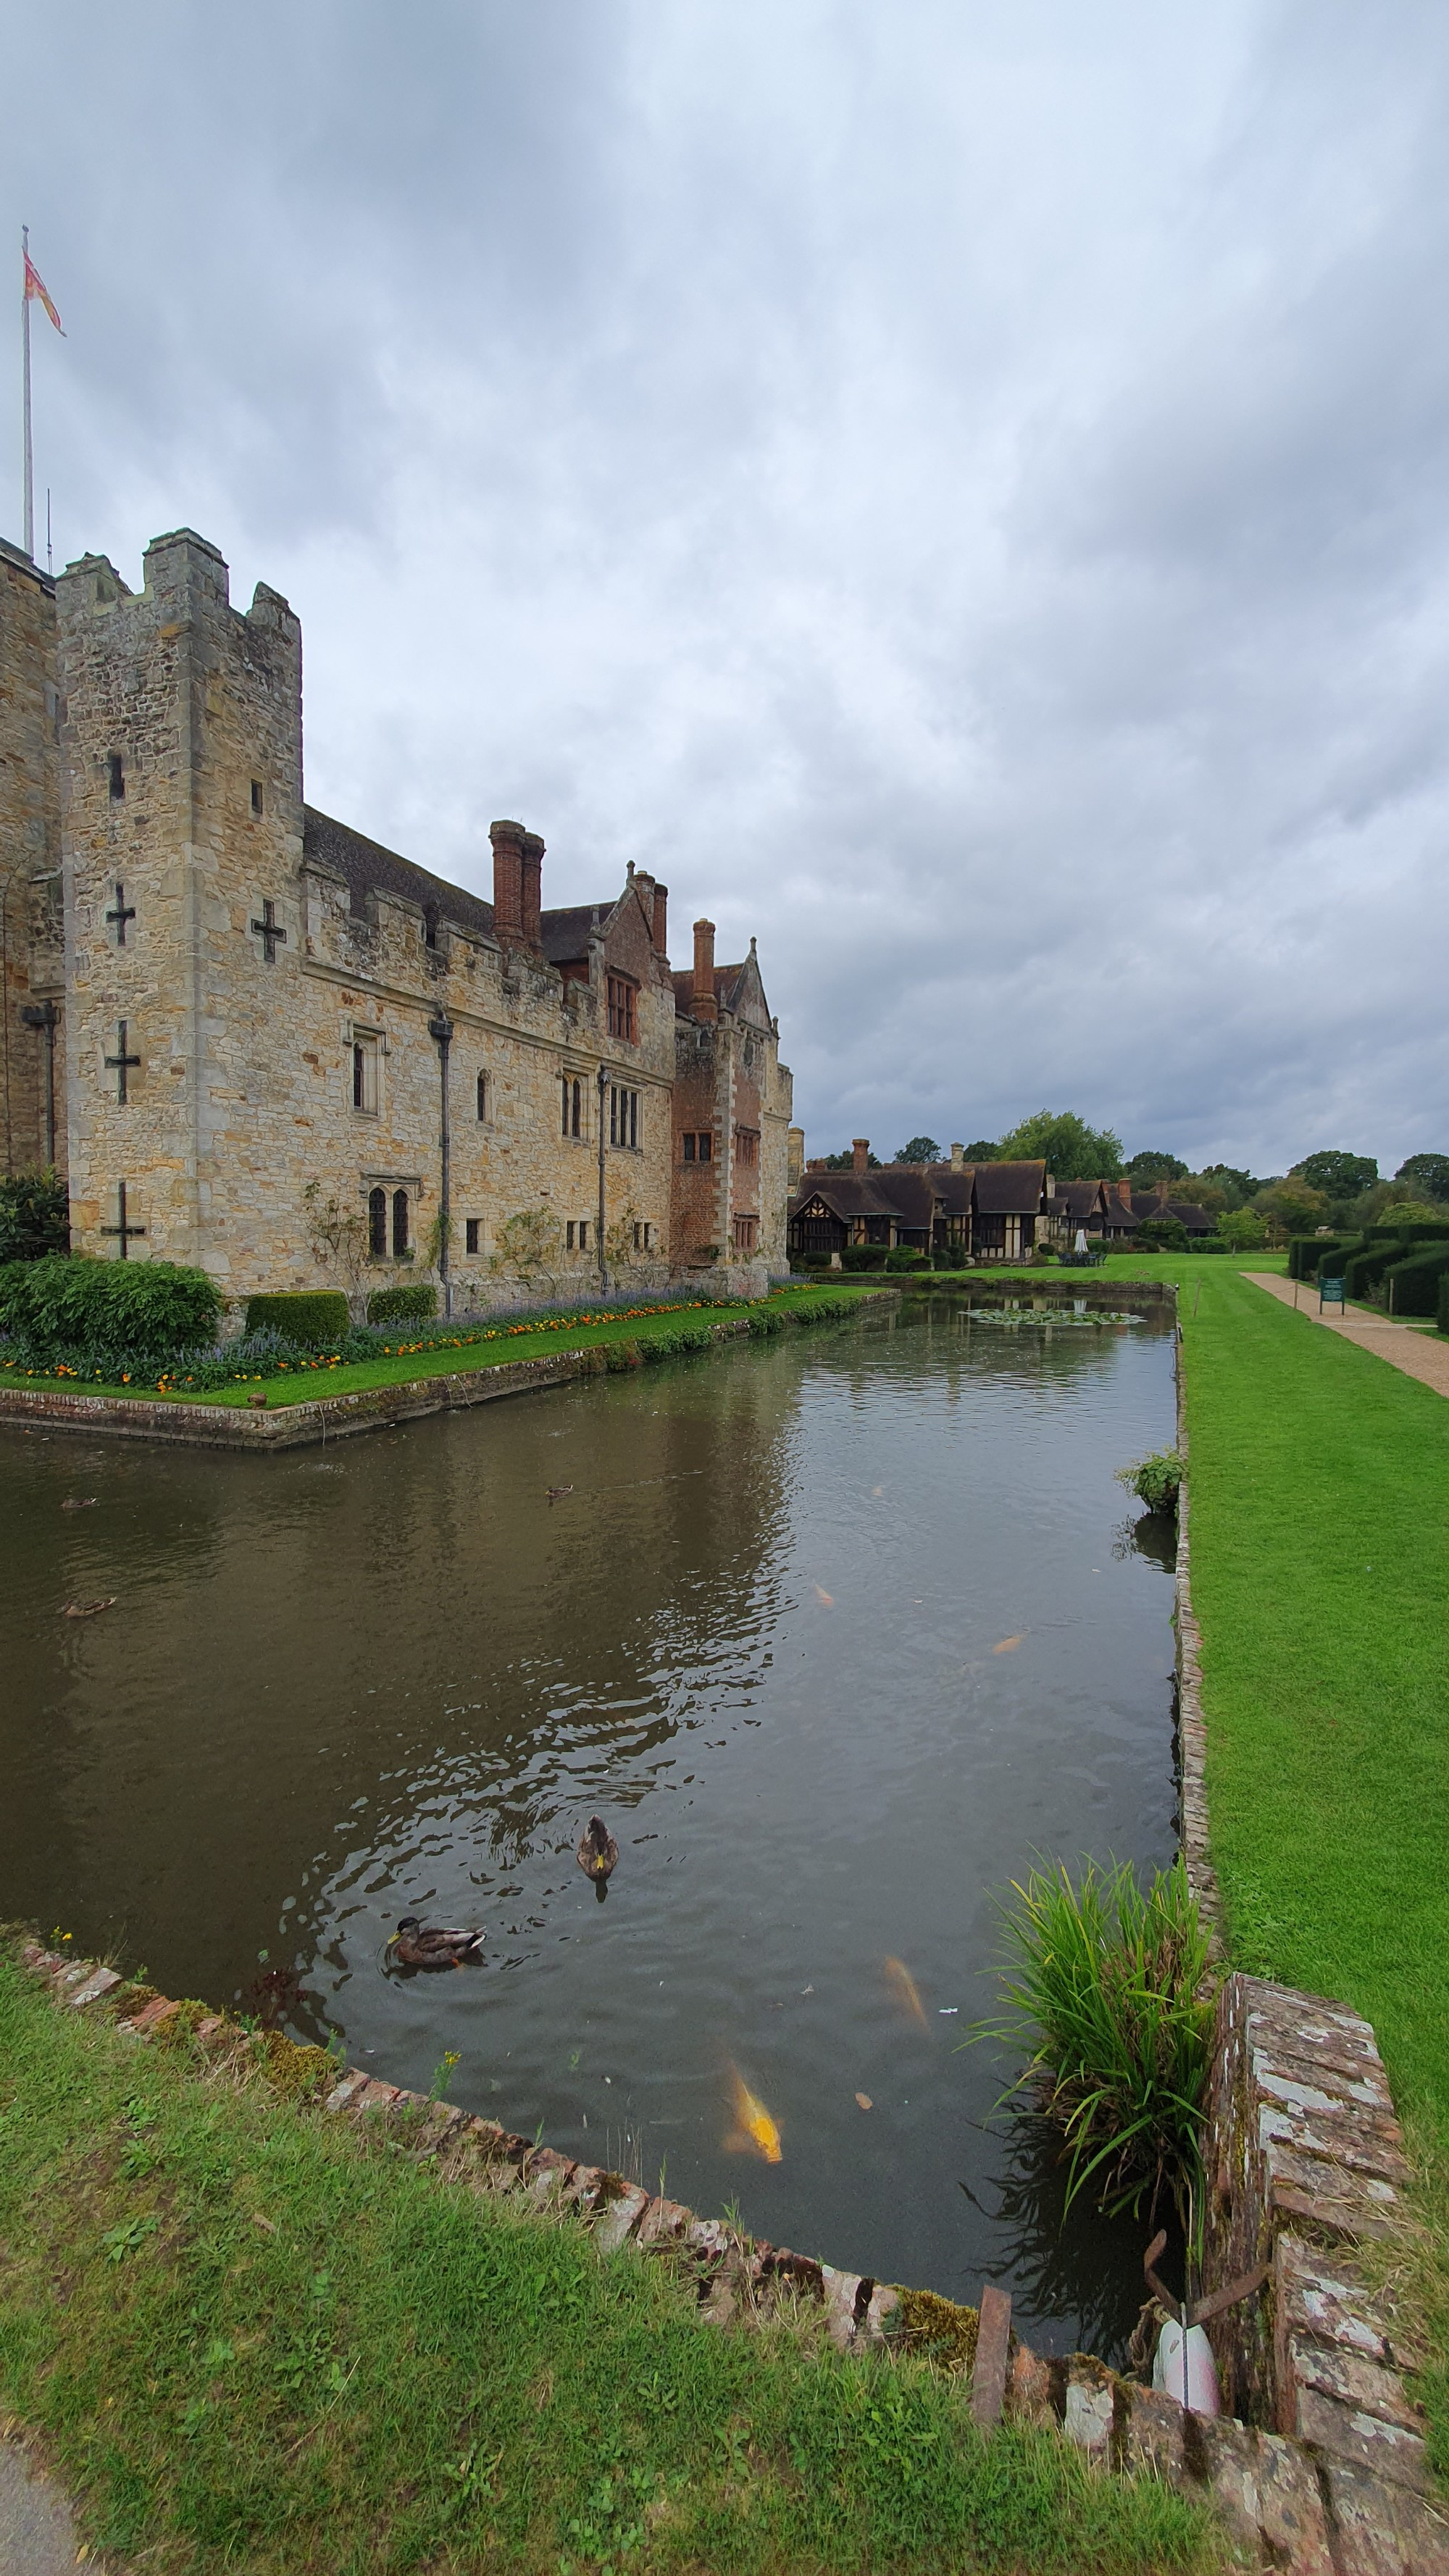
[540,902,607,967]
[672,962,748,1014]
[970,1160,1049,1216]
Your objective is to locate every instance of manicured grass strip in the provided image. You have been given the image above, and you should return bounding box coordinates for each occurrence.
[1173,1266,1449,2472]
[0,1956,1210,2576]
[0,1285,885,1412]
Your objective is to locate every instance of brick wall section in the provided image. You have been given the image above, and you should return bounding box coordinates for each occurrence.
[0,538,62,1175]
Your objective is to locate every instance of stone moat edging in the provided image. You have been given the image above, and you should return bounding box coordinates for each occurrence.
[16,1938,1449,2572]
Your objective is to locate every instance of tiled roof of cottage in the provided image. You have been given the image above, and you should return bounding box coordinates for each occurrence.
[969,1160,1049,1216]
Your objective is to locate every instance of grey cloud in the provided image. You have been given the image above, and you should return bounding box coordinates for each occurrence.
[8,0,1449,1173]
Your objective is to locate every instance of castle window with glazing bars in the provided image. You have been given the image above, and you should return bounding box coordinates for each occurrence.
[561,1075,581,1138]
[735,1127,759,1166]
[607,975,638,1043]
[392,1190,409,1257]
[368,1188,387,1257]
[682,1130,711,1163]
[466,1218,482,1254]
[353,1034,380,1114]
[477,1071,489,1122]
[609,1085,638,1148]
[107,751,125,801]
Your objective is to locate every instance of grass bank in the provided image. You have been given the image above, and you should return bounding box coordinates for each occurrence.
[0,1283,883,1412]
[0,1952,1211,2576]
[1147,1259,1449,2464]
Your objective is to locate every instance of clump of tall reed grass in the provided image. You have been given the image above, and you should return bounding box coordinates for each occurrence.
[969,1856,1216,2224]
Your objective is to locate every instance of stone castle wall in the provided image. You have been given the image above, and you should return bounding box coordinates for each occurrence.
[0,539,63,1177]
[20,523,792,1304]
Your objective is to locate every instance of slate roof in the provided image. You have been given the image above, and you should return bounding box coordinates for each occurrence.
[304,807,617,960]
[304,808,496,941]
[672,963,749,1017]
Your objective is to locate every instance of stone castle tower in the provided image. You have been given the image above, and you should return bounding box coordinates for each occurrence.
[0,527,792,1306]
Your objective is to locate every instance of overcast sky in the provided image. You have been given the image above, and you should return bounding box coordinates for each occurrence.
[8,1,1448,1175]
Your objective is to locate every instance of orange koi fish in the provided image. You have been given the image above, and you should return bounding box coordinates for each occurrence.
[884,1956,927,2025]
[993,1634,1024,1654]
[724,2064,782,2162]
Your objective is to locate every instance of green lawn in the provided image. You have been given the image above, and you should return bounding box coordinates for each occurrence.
[0,1952,1211,2576]
[1144,1257,1449,2462]
[0,1283,884,1412]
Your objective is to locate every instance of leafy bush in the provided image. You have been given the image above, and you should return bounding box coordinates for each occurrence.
[969,1857,1216,2220]
[243,1291,351,1345]
[367,1282,438,1326]
[883,1245,928,1271]
[796,1251,833,1270]
[1135,1217,1190,1254]
[0,1255,222,1362]
[840,1243,888,1271]
[1116,1449,1185,1515]
[0,1167,69,1261]
[1384,1246,1449,1317]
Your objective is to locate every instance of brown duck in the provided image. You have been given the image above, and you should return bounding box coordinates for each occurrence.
[576,1816,619,1888]
[389,1917,484,1970]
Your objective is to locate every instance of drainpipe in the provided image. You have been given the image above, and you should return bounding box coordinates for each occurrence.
[596,1061,610,1294]
[20,999,58,1166]
[427,1013,454,1320]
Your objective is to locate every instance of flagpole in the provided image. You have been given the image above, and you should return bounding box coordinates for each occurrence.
[21,225,33,560]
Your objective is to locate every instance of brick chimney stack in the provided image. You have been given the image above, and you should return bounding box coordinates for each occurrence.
[652,882,669,956]
[693,918,717,1021]
[852,1138,869,1174]
[519,831,544,949]
[490,820,525,944]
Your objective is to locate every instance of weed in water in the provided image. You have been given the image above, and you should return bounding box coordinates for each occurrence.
[967,1856,1216,2225]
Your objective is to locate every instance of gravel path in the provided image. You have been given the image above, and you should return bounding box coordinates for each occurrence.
[1244,1270,1449,1397]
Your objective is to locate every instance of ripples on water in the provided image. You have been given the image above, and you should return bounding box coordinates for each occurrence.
[0,1294,1179,2357]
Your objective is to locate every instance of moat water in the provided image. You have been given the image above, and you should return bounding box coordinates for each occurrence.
[0,1291,1179,2360]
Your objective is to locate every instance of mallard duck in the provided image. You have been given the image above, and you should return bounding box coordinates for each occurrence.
[546,1484,574,1502]
[576,1817,619,1884]
[389,1917,484,1970]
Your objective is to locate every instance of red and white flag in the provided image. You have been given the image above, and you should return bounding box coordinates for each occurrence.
[23,247,64,336]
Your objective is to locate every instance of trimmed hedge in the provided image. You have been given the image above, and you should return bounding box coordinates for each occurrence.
[0,1254,222,1362]
[243,1291,351,1345]
[1383,1246,1449,1317]
[884,1246,929,1272]
[1287,1234,1350,1281]
[1364,1221,1449,1243]
[367,1282,438,1326]
[1342,1240,1411,1301]
[1438,1272,1449,1335]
